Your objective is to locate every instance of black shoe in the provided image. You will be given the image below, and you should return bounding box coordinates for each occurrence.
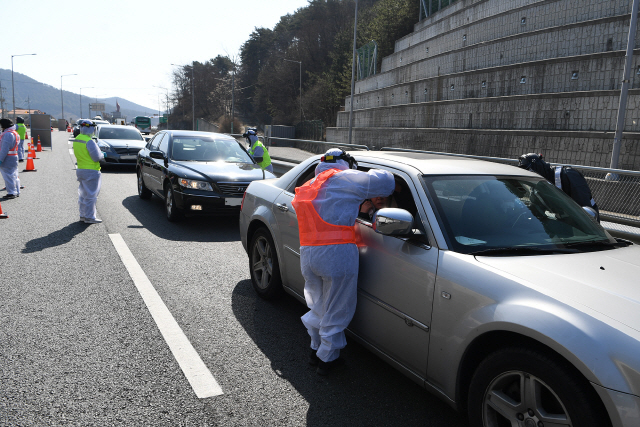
[309,350,320,366]
[3,194,17,199]
[316,358,345,376]
[18,159,24,163]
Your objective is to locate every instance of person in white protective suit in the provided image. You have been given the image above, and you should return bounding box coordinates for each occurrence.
[73,120,105,224]
[0,118,21,199]
[291,148,395,375]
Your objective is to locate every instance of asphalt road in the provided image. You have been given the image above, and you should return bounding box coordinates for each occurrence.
[0,130,468,426]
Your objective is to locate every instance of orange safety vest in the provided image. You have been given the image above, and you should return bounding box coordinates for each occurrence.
[2,130,19,156]
[292,168,357,246]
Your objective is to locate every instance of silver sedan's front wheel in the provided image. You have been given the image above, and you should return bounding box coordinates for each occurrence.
[468,347,611,427]
[249,227,282,299]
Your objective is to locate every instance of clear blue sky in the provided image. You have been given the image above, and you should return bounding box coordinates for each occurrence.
[2,0,311,110]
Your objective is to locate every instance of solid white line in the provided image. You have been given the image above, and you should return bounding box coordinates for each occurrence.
[108,233,223,398]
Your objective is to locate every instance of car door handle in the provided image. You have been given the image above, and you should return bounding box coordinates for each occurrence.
[275,203,289,212]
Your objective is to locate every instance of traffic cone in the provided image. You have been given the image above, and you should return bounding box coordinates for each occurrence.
[23,156,37,172]
[36,140,42,152]
[67,126,71,132]
[0,201,7,219]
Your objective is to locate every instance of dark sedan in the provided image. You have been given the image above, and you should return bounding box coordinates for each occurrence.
[136,130,276,221]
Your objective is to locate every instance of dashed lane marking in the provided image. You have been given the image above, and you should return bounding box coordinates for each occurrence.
[108,233,223,398]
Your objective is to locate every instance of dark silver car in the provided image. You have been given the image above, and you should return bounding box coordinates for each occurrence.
[94,125,146,165]
[239,150,640,427]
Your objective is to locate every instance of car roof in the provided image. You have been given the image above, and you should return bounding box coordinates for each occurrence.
[348,151,539,177]
[163,130,237,140]
[98,124,139,130]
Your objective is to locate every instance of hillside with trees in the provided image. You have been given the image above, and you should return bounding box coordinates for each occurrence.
[169,0,418,135]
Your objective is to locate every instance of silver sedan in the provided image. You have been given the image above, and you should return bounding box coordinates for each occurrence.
[239,150,640,427]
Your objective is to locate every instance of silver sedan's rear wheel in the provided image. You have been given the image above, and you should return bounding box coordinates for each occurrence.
[468,347,611,427]
[249,227,282,299]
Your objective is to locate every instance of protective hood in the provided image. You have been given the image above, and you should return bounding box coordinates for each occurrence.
[528,158,554,181]
[315,148,349,176]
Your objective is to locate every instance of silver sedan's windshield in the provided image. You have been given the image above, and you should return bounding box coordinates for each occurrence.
[423,175,613,254]
[171,137,253,163]
[98,127,143,140]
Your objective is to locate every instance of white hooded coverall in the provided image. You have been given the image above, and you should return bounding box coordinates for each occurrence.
[0,126,21,196]
[74,128,105,220]
[296,149,395,363]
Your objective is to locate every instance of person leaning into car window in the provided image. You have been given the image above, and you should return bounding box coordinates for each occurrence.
[291,148,395,376]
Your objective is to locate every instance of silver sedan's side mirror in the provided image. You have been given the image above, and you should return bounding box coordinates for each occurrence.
[582,206,600,223]
[373,208,414,236]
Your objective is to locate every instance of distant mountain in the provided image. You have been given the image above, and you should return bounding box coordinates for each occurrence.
[0,69,158,123]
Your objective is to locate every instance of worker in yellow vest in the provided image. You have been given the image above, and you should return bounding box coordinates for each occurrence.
[73,120,105,224]
[15,117,28,162]
[243,129,273,173]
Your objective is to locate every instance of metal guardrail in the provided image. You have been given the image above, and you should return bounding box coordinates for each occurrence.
[380,147,640,226]
[266,137,370,152]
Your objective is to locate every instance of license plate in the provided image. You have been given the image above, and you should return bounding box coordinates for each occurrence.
[225,198,242,206]
[120,155,137,160]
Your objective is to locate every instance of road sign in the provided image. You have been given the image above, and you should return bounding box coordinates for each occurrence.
[159,117,167,124]
[89,103,105,112]
[163,113,169,118]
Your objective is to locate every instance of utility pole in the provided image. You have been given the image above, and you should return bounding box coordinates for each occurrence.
[192,61,195,131]
[231,68,235,134]
[348,0,359,145]
[609,0,640,175]
[0,80,5,118]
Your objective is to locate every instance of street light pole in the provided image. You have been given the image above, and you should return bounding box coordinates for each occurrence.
[60,73,77,125]
[283,58,302,125]
[192,61,195,130]
[11,53,36,119]
[80,86,94,119]
[153,85,170,130]
[348,0,359,145]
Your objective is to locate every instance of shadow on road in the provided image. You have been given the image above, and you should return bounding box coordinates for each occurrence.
[230,280,469,427]
[22,221,89,253]
[121,195,241,243]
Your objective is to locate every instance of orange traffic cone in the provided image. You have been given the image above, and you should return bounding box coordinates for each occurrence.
[0,201,7,219]
[23,156,37,172]
[36,140,42,152]
[67,126,71,132]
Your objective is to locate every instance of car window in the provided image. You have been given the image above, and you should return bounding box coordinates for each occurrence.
[170,137,253,163]
[150,133,164,150]
[98,127,143,140]
[287,163,318,193]
[423,175,611,254]
[159,134,170,154]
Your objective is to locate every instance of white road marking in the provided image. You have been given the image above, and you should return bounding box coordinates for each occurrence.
[108,233,223,398]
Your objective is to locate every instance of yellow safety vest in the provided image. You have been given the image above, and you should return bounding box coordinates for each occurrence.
[73,134,101,170]
[16,123,27,140]
[249,140,271,170]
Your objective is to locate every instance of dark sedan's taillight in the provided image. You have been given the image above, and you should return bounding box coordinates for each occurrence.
[241,191,247,211]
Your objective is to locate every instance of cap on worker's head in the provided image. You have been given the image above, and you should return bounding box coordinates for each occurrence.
[316,148,356,175]
[0,118,14,129]
[16,116,24,124]
[78,119,96,135]
[518,153,544,170]
[247,129,257,135]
